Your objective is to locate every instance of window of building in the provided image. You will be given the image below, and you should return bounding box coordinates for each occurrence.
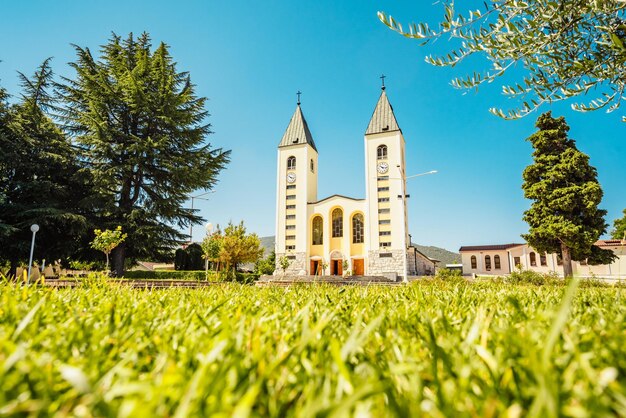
[485,255,492,271]
[494,255,501,270]
[352,213,364,244]
[286,204,295,209]
[380,242,391,248]
[540,254,547,266]
[310,159,314,172]
[286,225,295,230]
[377,145,387,160]
[379,253,392,258]
[286,245,295,250]
[471,255,477,269]
[286,215,296,220]
[287,156,296,170]
[332,208,343,238]
[286,185,296,190]
[580,258,588,266]
[379,219,391,225]
[514,257,521,267]
[377,176,389,181]
[286,235,295,240]
[529,252,537,267]
[286,195,296,200]
[378,186,389,192]
[378,197,390,202]
[379,231,391,236]
[312,216,323,245]
[378,208,390,214]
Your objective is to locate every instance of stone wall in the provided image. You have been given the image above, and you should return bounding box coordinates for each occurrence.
[407,248,436,276]
[275,252,307,275]
[367,249,404,280]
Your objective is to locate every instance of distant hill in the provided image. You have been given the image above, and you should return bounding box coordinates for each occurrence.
[258,236,460,266]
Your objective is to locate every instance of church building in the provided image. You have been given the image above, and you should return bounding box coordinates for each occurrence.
[274,84,435,279]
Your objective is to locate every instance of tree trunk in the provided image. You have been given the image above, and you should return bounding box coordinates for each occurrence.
[9,258,18,280]
[112,243,126,277]
[561,243,573,278]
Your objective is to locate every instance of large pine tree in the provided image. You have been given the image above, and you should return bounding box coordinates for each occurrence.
[57,33,230,275]
[0,60,92,275]
[522,112,614,277]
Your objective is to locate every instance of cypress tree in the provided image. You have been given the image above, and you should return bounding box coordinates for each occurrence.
[522,112,614,277]
[57,33,230,276]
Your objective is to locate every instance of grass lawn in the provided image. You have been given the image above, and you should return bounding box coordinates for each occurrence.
[1,279,624,417]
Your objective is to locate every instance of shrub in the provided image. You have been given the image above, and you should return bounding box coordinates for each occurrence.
[434,268,463,281]
[504,269,561,286]
[123,270,211,281]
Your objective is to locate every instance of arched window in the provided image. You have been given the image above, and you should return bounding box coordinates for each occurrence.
[529,252,537,267]
[310,159,314,172]
[332,208,343,238]
[540,254,547,266]
[494,255,501,269]
[352,214,364,244]
[287,156,296,170]
[312,216,323,245]
[485,255,492,270]
[471,256,477,269]
[377,145,387,160]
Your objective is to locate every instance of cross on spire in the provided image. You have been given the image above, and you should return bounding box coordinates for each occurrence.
[297,91,302,105]
[380,74,386,90]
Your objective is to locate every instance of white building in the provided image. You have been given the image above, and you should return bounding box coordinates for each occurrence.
[274,85,435,279]
[459,240,626,278]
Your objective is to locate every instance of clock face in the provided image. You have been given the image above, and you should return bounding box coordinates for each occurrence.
[286,172,296,183]
[377,162,389,174]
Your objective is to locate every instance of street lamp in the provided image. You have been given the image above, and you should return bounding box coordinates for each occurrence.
[396,167,438,283]
[27,224,39,284]
[188,190,216,243]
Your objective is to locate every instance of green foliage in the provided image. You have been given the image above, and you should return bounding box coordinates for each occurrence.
[0,59,93,274]
[201,232,223,266]
[612,209,626,240]
[434,267,462,281]
[255,250,276,276]
[173,244,205,271]
[56,32,230,275]
[1,280,625,415]
[379,3,626,121]
[217,221,264,273]
[90,226,127,271]
[522,113,614,276]
[505,269,561,286]
[279,255,291,274]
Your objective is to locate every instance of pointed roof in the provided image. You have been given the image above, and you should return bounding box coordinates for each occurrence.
[365,89,401,135]
[278,105,317,151]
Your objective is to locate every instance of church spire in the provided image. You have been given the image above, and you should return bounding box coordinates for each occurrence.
[365,86,400,135]
[278,100,317,151]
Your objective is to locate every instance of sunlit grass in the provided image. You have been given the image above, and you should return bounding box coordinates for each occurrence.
[0,279,624,416]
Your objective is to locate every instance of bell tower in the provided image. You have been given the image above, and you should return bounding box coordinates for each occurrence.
[275,97,318,274]
[363,83,409,278]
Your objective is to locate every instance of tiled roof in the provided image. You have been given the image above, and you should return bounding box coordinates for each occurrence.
[278,105,317,151]
[459,243,524,252]
[365,89,400,135]
[596,239,626,247]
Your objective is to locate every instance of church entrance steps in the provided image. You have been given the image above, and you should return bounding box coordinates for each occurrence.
[257,275,401,286]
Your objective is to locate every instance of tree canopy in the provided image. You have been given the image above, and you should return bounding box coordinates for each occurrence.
[379,2,626,121]
[56,32,230,275]
[0,60,92,274]
[522,112,613,277]
[612,209,626,240]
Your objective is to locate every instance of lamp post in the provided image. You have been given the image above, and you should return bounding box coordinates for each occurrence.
[189,191,215,243]
[396,167,438,283]
[27,224,39,284]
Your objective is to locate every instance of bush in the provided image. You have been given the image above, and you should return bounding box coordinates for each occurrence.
[434,268,463,281]
[123,270,211,281]
[504,269,561,286]
[174,244,205,271]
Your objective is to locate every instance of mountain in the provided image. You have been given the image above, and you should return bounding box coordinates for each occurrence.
[258,236,460,266]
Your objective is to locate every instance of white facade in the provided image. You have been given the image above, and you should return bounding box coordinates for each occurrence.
[274,87,426,279]
[459,241,626,279]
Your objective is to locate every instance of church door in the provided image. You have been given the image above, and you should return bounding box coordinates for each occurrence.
[331,260,342,276]
[311,260,321,275]
[352,259,364,276]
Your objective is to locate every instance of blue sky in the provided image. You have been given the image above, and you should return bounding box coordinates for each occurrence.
[1,0,624,252]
